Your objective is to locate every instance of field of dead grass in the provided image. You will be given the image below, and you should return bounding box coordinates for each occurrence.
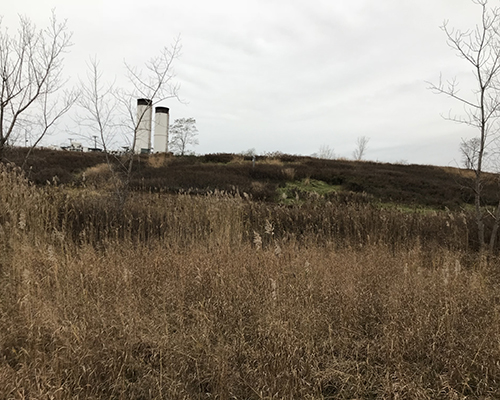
[1,163,500,399]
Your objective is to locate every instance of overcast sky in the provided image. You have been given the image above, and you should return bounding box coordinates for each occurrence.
[1,0,487,166]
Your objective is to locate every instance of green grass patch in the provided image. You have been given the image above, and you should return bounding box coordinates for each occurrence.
[277,178,341,204]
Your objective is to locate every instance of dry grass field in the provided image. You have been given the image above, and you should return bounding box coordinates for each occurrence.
[1,157,500,399]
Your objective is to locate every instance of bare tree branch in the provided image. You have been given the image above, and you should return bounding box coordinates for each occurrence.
[0,11,72,160]
[77,37,182,204]
[22,86,78,168]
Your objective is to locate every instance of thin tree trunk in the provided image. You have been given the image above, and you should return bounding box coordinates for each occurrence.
[475,173,485,249]
[0,139,7,162]
[489,176,500,252]
[489,201,500,252]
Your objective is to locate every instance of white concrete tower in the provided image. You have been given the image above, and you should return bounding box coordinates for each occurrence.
[154,106,170,153]
[134,98,153,154]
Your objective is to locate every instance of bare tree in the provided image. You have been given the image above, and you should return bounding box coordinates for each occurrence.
[314,144,335,160]
[76,58,126,197]
[169,117,198,155]
[460,137,483,170]
[77,38,181,202]
[78,58,124,153]
[352,136,369,161]
[0,11,73,160]
[428,0,500,251]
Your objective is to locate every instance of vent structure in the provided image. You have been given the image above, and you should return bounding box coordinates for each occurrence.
[154,107,170,153]
[134,98,153,154]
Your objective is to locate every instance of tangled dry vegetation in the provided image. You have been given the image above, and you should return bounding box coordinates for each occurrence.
[1,163,500,399]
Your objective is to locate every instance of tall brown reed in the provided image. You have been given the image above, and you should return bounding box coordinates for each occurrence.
[1,165,499,399]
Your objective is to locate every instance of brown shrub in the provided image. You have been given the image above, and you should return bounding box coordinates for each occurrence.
[147,152,172,168]
[81,163,115,187]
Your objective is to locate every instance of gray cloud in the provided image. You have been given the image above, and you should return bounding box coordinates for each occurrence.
[1,0,486,165]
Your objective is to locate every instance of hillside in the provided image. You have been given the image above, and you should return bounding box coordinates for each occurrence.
[3,146,495,209]
[3,149,500,398]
